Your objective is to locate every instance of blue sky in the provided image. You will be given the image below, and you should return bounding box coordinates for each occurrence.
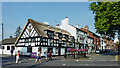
[1,2,97,40]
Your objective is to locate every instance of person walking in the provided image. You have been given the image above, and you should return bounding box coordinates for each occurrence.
[35,50,42,64]
[16,50,21,63]
[48,50,52,61]
[10,48,13,56]
[44,50,48,61]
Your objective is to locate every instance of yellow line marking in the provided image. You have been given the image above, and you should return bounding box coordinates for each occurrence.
[88,57,92,59]
[115,55,118,61]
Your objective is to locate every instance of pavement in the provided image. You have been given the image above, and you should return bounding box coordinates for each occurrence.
[1,51,120,67]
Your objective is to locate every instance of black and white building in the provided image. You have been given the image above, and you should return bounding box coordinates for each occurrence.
[14,19,75,56]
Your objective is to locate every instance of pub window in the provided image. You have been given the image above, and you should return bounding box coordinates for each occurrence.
[11,46,15,50]
[38,38,40,41]
[58,33,62,39]
[32,38,35,43]
[2,46,4,49]
[48,48,53,53]
[38,42,40,45]
[27,47,32,52]
[7,46,10,50]
[26,39,29,43]
[47,31,54,38]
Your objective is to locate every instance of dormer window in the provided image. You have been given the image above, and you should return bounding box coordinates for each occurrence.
[44,30,54,38]
[63,34,69,40]
[70,36,75,42]
[56,32,62,39]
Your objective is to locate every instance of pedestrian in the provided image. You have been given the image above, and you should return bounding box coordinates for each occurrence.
[44,50,48,61]
[48,50,52,61]
[16,50,21,63]
[35,50,42,64]
[10,48,13,56]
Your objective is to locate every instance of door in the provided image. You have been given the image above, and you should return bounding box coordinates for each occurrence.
[58,43,61,56]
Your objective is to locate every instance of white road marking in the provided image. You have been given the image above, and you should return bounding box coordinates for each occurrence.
[63,64,65,66]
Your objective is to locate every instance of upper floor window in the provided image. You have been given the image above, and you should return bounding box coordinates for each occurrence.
[70,36,75,42]
[47,31,54,38]
[7,46,10,50]
[63,34,69,40]
[56,33,62,39]
[11,46,15,50]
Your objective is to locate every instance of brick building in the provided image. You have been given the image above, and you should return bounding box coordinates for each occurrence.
[81,26,100,50]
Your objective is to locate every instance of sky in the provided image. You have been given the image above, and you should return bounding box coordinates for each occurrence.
[1,2,98,41]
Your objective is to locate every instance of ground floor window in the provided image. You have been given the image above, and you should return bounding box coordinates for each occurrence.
[48,48,53,53]
[7,46,10,50]
[2,46,4,49]
[11,46,15,50]
[27,46,32,52]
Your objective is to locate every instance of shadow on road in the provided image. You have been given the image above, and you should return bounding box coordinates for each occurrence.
[100,51,118,56]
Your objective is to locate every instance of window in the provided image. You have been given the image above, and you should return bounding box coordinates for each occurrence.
[58,33,62,39]
[11,46,15,50]
[7,46,10,50]
[48,48,53,53]
[2,46,4,49]
[27,46,32,52]
[63,34,69,40]
[32,38,35,43]
[47,31,54,38]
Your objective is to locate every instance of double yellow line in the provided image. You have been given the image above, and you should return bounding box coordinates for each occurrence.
[115,55,119,61]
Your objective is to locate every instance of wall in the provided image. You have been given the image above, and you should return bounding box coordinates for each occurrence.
[60,18,77,39]
[1,44,16,55]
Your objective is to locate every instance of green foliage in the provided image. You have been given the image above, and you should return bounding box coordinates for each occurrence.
[89,2,120,38]
[116,41,120,47]
[15,26,22,38]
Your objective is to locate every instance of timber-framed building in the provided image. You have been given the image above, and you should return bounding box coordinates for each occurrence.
[14,19,75,56]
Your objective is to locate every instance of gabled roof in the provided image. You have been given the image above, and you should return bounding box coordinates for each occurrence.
[0,38,17,45]
[15,19,72,45]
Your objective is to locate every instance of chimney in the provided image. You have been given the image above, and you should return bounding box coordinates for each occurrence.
[61,17,69,25]
[74,25,79,28]
[84,25,89,30]
[10,36,12,38]
[56,24,60,28]
[43,22,49,25]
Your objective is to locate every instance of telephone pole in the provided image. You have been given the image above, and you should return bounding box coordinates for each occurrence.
[2,23,3,44]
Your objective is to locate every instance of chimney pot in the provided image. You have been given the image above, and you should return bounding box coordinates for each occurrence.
[10,36,12,38]
[85,25,89,30]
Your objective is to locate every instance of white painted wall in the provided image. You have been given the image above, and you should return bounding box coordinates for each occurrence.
[1,44,16,55]
[60,17,77,39]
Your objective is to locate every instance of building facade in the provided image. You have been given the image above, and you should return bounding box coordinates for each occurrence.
[81,26,100,51]
[0,36,16,55]
[15,19,75,56]
[60,17,88,50]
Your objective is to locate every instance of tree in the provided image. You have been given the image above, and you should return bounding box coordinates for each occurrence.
[15,26,22,38]
[116,42,120,47]
[89,2,120,39]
